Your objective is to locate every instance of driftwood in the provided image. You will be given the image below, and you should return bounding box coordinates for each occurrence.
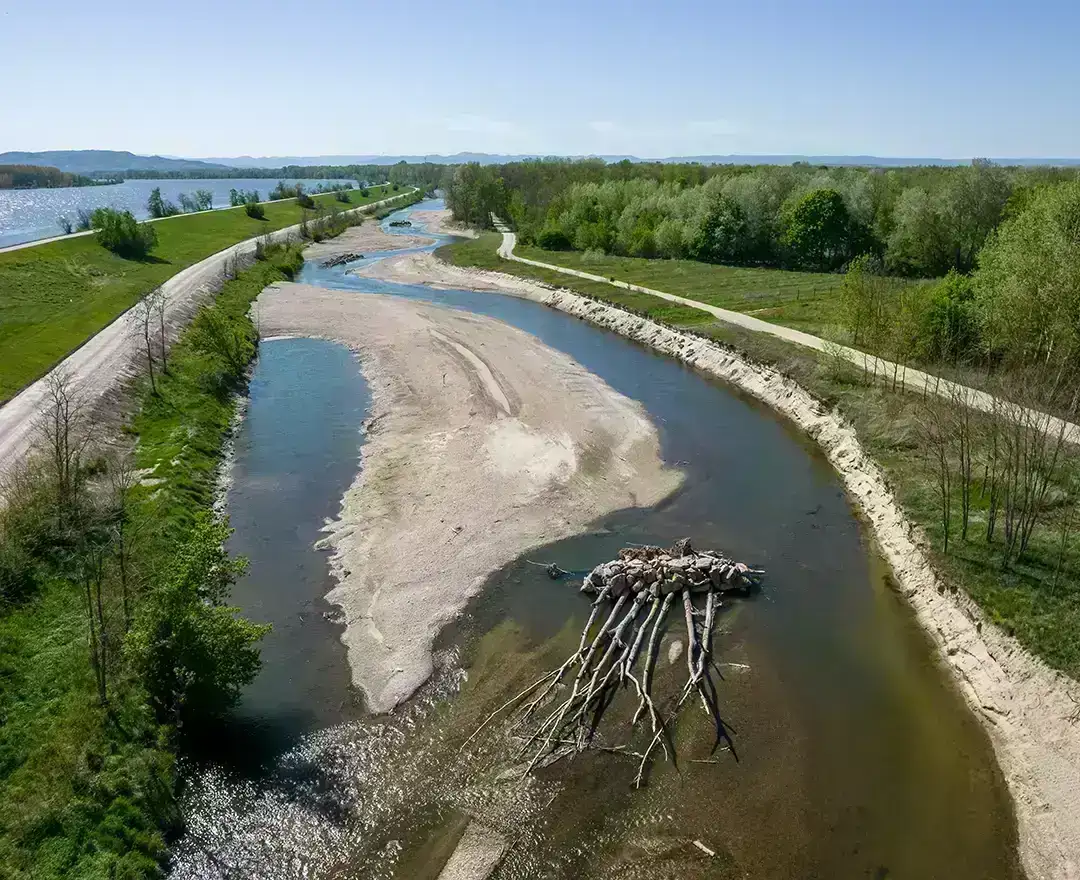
[321,252,364,268]
[464,538,761,787]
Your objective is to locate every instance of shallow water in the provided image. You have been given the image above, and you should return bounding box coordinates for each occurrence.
[169,201,1022,879]
[0,177,353,248]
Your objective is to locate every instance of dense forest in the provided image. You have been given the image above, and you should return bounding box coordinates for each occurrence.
[0,164,97,189]
[445,158,1080,276]
[447,158,1080,408]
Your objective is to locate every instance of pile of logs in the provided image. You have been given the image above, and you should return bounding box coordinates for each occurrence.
[465,539,761,787]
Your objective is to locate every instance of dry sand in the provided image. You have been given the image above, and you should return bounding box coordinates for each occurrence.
[410,209,480,238]
[256,283,681,714]
[361,247,1080,880]
[302,220,434,262]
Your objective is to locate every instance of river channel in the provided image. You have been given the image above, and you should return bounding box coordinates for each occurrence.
[168,200,1022,879]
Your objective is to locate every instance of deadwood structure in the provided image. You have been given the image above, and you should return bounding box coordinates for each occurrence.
[466,539,762,787]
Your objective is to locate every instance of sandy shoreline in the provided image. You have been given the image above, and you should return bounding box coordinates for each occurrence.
[256,283,681,713]
[302,220,435,261]
[360,239,1080,880]
[410,209,480,238]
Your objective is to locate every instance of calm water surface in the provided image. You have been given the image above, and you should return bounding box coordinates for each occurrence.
[0,178,352,248]
[169,202,1021,879]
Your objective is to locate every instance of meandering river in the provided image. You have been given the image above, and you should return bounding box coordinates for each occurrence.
[168,201,1022,879]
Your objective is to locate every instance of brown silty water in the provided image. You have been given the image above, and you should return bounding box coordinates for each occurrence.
[167,202,1022,880]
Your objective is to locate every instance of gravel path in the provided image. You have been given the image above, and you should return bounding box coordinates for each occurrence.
[0,191,410,487]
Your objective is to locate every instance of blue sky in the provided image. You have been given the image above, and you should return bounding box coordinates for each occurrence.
[2,0,1077,159]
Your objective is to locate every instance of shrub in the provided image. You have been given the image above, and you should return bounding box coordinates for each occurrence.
[360,187,370,198]
[91,208,158,259]
[536,224,571,250]
[335,189,351,204]
[57,215,73,235]
[75,208,94,231]
[244,200,265,220]
[296,192,316,209]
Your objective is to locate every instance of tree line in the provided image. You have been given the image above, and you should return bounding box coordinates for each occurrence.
[0,163,103,189]
[445,158,1080,276]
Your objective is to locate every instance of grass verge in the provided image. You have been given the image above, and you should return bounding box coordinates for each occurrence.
[0,185,398,404]
[438,235,1080,679]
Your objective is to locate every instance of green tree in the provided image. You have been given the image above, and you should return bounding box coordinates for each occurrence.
[692,195,748,264]
[126,516,268,727]
[781,188,861,271]
[974,179,1080,375]
[146,187,177,219]
[91,208,158,259]
[920,270,978,363]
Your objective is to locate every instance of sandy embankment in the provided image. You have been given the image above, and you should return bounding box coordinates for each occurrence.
[256,283,681,714]
[361,244,1080,880]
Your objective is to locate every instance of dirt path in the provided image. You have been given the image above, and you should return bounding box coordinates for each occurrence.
[0,192,409,488]
[256,283,681,714]
[361,243,1080,880]
[491,219,1080,446]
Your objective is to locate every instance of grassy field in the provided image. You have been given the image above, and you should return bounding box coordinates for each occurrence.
[0,185,400,404]
[439,235,1080,680]
[513,243,853,334]
[0,245,303,878]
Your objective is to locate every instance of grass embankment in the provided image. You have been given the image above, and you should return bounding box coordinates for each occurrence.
[0,185,398,404]
[438,235,1080,679]
[0,245,303,879]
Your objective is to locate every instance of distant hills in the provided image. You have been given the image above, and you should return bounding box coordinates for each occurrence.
[5,149,1080,173]
[189,152,1080,168]
[0,151,230,174]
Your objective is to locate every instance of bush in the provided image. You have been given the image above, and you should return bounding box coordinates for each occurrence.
[91,209,158,259]
[335,189,351,204]
[244,200,265,220]
[360,187,370,198]
[296,192,316,209]
[536,224,571,250]
[75,208,94,231]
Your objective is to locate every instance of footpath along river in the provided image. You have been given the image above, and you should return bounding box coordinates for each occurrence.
[168,200,1022,879]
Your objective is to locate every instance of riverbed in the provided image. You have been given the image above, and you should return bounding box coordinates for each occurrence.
[168,201,1022,879]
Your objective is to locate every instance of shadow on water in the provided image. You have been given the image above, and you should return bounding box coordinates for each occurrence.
[169,200,1023,879]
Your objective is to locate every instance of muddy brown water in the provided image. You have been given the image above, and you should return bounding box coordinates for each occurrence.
[167,202,1022,879]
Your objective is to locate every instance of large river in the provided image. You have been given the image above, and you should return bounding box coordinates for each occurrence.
[0,178,353,248]
[168,201,1021,879]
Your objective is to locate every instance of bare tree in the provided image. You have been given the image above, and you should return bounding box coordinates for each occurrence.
[135,294,157,394]
[80,540,110,706]
[35,370,93,520]
[106,452,140,630]
[151,287,169,375]
[917,395,953,553]
[949,384,975,541]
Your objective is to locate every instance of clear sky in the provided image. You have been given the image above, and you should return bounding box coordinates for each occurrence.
[3,0,1077,159]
